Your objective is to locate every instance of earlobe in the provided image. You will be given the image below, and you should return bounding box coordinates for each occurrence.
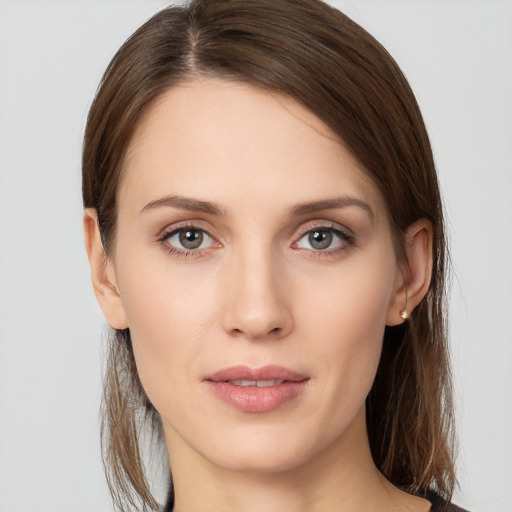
[386,219,433,326]
[83,208,128,330]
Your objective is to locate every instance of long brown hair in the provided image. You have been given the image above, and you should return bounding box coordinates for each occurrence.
[82,0,455,510]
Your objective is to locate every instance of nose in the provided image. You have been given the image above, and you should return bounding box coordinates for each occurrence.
[221,246,294,341]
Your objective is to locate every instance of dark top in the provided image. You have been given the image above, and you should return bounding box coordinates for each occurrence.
[427,489,470,512]
[163,489,470,511]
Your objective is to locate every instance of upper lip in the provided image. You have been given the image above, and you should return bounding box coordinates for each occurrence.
[205,365,308,382]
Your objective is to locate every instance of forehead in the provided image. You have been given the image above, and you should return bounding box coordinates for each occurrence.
[119,78,385,217]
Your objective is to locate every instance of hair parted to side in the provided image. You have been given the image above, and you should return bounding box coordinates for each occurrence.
[82,0,455,510]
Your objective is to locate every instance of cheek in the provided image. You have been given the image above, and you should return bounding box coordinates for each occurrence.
[115,251,220,406]
[300,248,396,345]
[297,250,397,410]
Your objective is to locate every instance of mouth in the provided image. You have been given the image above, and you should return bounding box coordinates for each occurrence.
[227,379,286,387]
[204,365,310,413]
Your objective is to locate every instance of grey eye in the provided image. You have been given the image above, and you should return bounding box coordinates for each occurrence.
[295,227,349,252]
[165,228,213,251]
[308,230,333,250]
[179,229,204,249]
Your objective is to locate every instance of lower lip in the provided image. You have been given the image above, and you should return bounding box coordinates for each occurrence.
[205,380,309,413]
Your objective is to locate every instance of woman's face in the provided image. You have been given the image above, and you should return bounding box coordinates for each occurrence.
[109,79,403,473]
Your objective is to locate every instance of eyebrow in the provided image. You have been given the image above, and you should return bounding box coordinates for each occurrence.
[289,196,374,221]
[141,194,226,216]
[140,194,374,220]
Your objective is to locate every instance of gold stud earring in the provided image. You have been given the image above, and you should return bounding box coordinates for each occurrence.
[400,309,409,320]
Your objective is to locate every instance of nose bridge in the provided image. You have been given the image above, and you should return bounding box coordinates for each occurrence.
[222,237,293,340]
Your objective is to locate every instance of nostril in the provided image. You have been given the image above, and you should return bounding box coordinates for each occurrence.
[228,325,283,339]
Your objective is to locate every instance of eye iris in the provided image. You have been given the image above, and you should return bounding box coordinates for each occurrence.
[179,230,203,249]
[309,230,332,250]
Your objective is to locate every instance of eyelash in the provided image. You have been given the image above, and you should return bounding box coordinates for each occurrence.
[156,222,355,258]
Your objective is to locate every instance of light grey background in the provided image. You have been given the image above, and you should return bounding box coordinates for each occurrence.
[0,1,510,511]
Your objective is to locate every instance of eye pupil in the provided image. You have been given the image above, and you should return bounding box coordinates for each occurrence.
[309,230,332,250]
[179,230,203,249]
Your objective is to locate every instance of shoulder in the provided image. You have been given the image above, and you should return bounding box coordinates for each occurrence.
[426,490,471,512]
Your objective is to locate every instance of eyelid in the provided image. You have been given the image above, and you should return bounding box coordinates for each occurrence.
[156,220,216,241]
[293,220,354,241]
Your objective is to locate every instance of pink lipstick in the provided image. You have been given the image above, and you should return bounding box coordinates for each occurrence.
[204,365,309,413]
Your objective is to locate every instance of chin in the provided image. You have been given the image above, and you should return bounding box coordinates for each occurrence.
[206,440,318,474]
[178,412,359,476]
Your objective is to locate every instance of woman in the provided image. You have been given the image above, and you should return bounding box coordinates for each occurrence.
[82,0,468,510]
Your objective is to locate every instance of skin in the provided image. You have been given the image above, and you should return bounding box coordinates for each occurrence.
[85,79,433,512]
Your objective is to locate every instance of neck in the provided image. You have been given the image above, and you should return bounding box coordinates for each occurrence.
[164,408,429,512]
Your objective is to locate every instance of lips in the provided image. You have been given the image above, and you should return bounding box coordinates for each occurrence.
[204,365,309,413]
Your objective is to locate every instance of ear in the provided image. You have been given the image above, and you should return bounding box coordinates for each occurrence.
[386,218,433,326]
[83,208,128,330]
